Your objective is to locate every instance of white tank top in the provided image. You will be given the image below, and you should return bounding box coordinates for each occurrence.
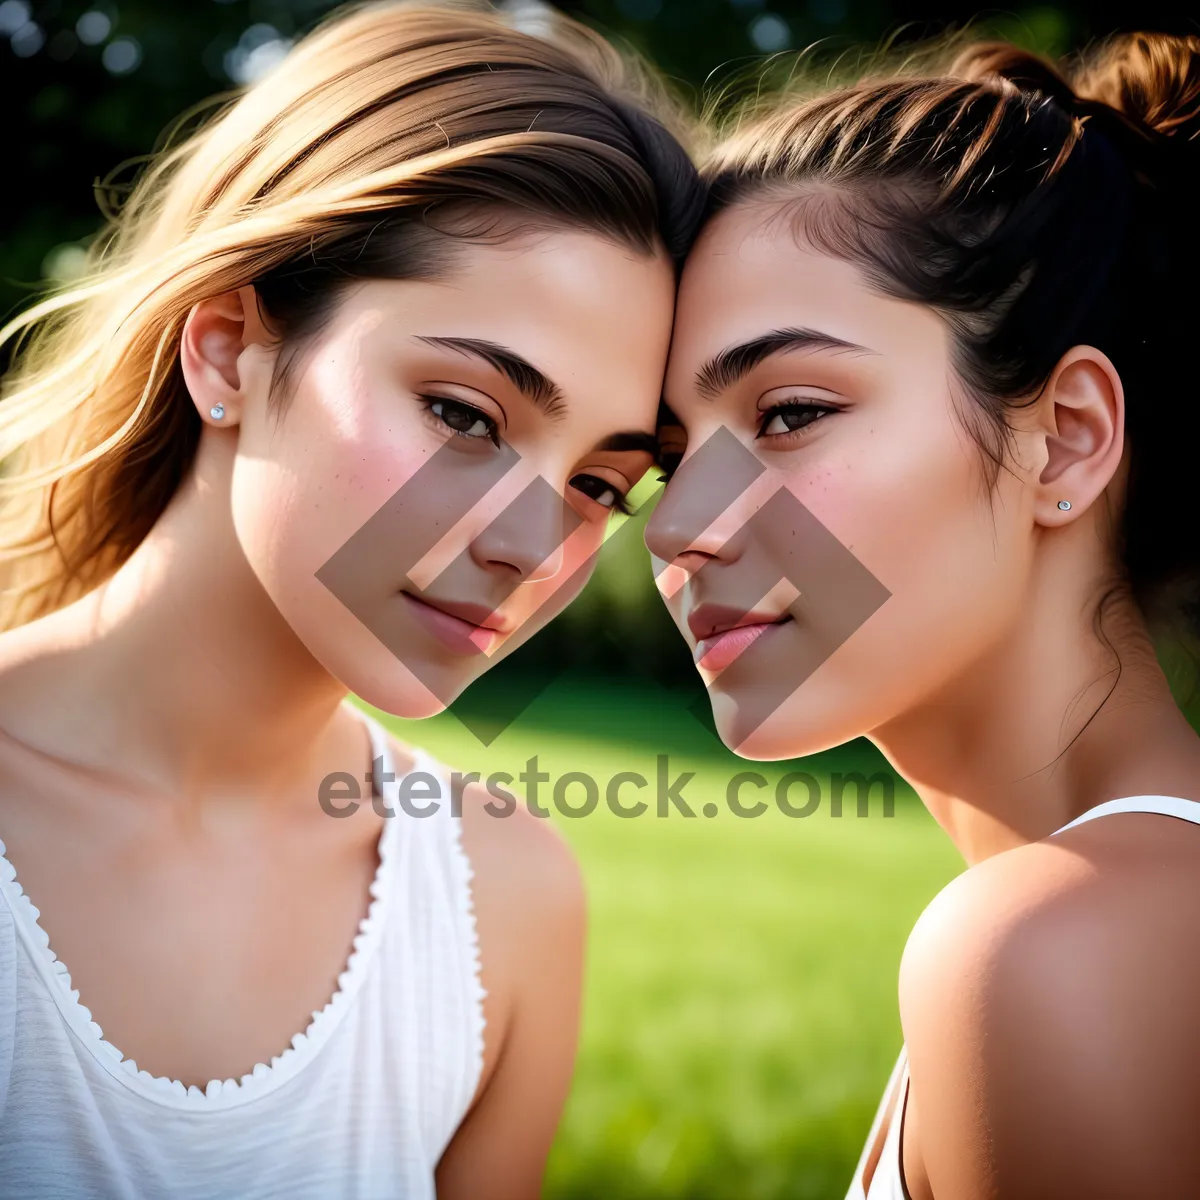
[845,794,1200,1200]
[0,705,486,1199]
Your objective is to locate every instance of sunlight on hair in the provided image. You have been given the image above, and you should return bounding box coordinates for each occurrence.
[499,0,557,40]
[0,0,704,632]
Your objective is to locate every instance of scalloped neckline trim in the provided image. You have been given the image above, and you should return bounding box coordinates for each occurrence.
[0,703,410,1111]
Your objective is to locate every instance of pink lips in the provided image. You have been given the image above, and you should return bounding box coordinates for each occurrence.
[400,592,504,656]
[694,618,791,672]
[687,603,795,673]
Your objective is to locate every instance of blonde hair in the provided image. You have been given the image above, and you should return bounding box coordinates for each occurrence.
[0,0,704,631]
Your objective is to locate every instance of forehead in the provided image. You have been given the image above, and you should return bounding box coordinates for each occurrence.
[668,200,946,389]
[344,228,676,420]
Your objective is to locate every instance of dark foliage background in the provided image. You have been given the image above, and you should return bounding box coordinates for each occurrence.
[7,0,1196,329]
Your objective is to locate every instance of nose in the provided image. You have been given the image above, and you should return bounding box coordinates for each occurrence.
[468,475,579,582]
[644,424,766,564]
[643,480,706,566]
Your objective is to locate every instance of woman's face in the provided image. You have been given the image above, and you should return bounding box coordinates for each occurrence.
[231,227,676,717]
[645,199,1042,759]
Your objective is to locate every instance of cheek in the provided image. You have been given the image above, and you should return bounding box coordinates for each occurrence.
[727,418,1034,755]
[229,370,425,609]
[781,415,1029,678]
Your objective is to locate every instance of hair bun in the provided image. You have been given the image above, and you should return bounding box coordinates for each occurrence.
[948,34,1199,185]
[1074,32,1200,143]
[948,41,1078,108]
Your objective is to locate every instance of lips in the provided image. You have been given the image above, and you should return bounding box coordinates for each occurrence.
[687,602,795,674]
[400,590,510,656]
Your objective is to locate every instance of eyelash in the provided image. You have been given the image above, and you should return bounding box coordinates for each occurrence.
[421,396,632,516]
[655,401,837,483]
[422,395,501,446]
[569,474,633,516]
[755,400,838,441]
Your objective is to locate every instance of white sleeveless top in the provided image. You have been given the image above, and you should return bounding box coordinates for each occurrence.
[0,705,486,1198]
[846,794,1200,1200]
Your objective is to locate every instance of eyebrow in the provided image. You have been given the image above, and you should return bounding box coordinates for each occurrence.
[694,326,877,400]
[593,431,660,455]
[416,336,567,420]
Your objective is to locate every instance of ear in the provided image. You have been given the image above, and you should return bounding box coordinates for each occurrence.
[1034,345,1124,527]
[179,285,275,428]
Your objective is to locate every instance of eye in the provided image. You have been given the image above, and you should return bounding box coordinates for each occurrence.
[756,402,836,439]
[426,397,499,445]
[570,473,632,515]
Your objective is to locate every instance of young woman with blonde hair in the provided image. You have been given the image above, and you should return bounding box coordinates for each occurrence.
[650,29,1200,1200]
[0,2,703,1195]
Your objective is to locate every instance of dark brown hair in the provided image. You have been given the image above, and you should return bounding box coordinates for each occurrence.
[705,32,1200,635]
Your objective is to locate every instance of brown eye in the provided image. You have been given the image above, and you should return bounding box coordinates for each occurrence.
[570,473,630,514]
[427,398,498,444]
[757,403,834,438]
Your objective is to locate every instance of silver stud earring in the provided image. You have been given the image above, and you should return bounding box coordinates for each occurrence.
[209,403,225,421]
[1057,500,1072,511]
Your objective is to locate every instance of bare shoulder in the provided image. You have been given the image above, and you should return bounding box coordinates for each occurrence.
[901,808,1200,1002]
[899,813,1200,1196]
[386,733,585,968]
[382,734,582,902]
[456,773,585,924]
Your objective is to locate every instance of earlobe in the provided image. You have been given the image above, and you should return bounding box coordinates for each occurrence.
[179,290,262,428]
[1035,346,1124,526]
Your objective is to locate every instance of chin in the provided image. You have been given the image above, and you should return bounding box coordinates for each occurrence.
[357,655,485,720]
[305,637,453,721]
[364,684,452,721]
[708,679,872,761]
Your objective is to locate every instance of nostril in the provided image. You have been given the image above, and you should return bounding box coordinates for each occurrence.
[468,477,582,582]
[476,536,563,581]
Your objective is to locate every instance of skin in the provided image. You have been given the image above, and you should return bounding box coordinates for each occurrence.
[648,197,1200,1198]
[0,226,676,1199]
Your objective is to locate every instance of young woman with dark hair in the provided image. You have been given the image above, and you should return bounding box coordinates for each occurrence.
[0,2,704,1195]
[648,30,1200,1199]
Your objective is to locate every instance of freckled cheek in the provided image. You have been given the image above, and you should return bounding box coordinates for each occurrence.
[775,466,883,570]
[777,442,975,591]
[238,422,430,584]
[328,439,427,521]
[282,366,429,517]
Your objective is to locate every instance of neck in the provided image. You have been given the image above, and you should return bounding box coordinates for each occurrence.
[871,586,1200,866]
[0,441,367,810]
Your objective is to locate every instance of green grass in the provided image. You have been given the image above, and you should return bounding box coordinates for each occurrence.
[357,675,962,1200]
